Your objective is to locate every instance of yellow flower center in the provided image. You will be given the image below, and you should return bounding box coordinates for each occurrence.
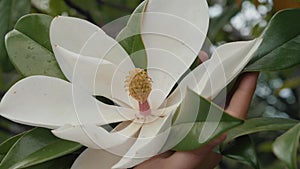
[125,68,152,104]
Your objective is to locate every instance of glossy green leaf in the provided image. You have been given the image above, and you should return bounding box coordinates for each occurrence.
[0,0,30,72]
[5,14,65,79]
[222,136,260,169]
[245,9,300,71]
[226,117,299,142]
[0,131,27,155]
[0,128,81,169]
[0,131,27,162]
[24,154,78,169]
[273,123,300,169]
[164,89,243,151]
[116,0,148,69]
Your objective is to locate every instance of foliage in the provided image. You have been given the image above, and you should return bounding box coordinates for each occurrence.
[0,0,299,169]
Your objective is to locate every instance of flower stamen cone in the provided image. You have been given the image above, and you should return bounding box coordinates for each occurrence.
[125,68,152,113]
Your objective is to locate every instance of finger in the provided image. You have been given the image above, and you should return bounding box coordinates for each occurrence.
[134,157,164,169]
[198,51,209,64]
[165,134,226,169]
[195,152,222,169]
[134,151,174,169]
[226,72,259,119]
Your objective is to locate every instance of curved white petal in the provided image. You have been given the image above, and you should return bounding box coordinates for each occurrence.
[142,0,209,62]
[141,0,209,108]
[78,29,132,66]
[112,113,174,168]
[54,46,135,107]
[165,38,262,107]
[50,16,135,99]
[146,48,190,109]
[52,121,142,151]
[50,16,98,54]
[0,76,136,129]
[71,148,123,169]
[50,16,130,65]
[54,45,115,97]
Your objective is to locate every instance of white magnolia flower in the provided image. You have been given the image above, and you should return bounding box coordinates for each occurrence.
[0,0,262,168]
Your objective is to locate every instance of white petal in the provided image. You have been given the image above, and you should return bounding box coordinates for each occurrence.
[53,46,135,108]
[71,148,124,169]
[50,16,98,54]
[78,29,132,66]
[146,48,191,109]
[50,16,130,65]
[142,0,209,108]
[50,16,136,100]
[52,122,142,151]
[0,76,136,129]
[112,113,174,168]
[142,0,209,62]
[54,45,115,97]
[165,38,262,107]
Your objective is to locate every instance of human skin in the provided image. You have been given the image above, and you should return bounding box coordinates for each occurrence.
[134,52,259,169]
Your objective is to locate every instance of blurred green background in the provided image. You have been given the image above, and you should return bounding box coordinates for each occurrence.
[0,0,299,168]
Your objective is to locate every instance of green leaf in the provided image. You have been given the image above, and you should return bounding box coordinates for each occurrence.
[0,131,27,162]
[273,123,300,169]
[116,1,148,69]
[226,117,299,142]
[0,131,27,155]
[222,136,260,169]
[0,128,81,169]
[0,0,31,72]
[5,14,65,79]
[245,9,300,71]
[24,154,78,169]
[164,89,243,151]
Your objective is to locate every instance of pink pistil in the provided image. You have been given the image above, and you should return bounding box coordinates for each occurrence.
[139,100,151,116]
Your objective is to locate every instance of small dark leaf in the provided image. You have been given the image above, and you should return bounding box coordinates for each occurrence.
[222,136,260,169]
[273,123,300,169]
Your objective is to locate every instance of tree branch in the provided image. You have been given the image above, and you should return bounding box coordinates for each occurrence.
[64,0,97,24]
[96,0,134,12]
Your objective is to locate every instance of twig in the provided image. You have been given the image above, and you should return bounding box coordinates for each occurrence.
[64,0,97,24]
[96,0,134,12]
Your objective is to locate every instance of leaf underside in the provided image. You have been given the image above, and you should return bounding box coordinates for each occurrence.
[5,14,65,79]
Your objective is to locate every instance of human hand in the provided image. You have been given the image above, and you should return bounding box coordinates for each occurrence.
[134,52,259,169]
